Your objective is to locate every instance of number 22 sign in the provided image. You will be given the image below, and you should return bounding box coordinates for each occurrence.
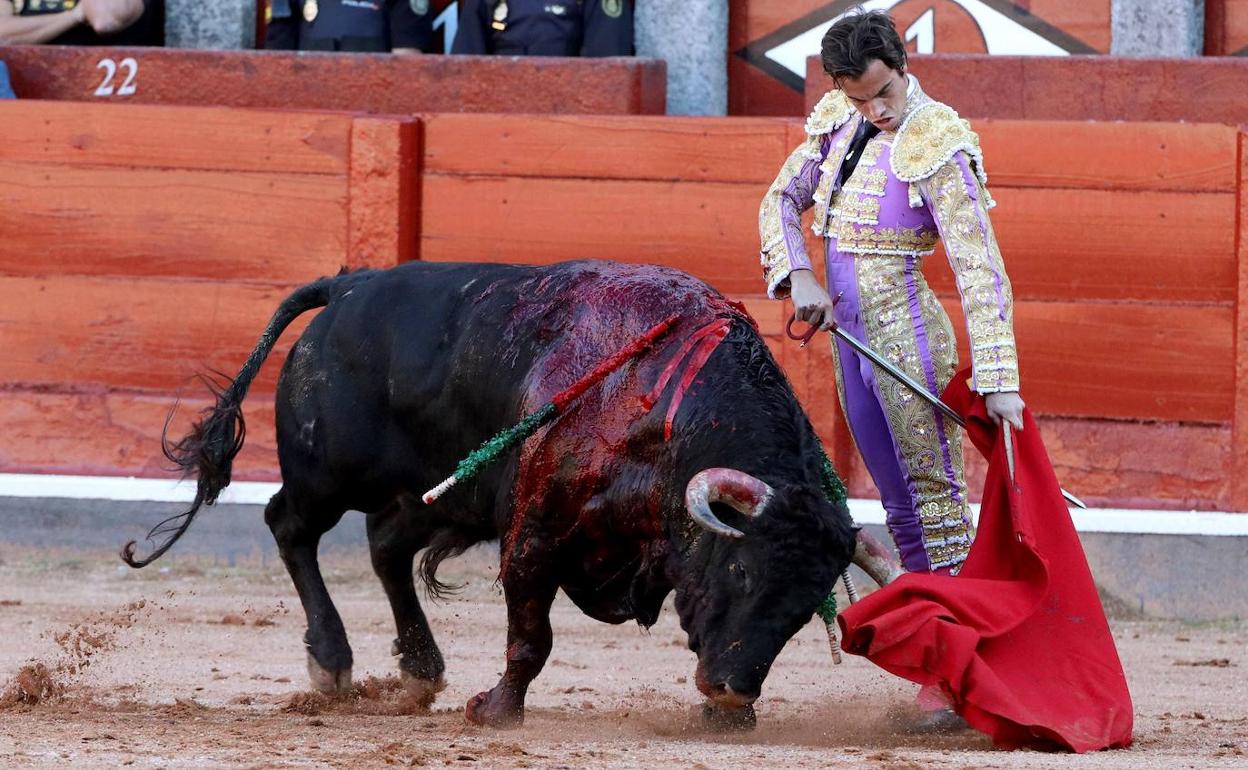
[94,57,138,97]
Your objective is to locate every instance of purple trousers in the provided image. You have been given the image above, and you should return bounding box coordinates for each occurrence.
[826,245,973,573]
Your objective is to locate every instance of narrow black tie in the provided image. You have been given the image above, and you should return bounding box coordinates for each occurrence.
[837,119,882,189]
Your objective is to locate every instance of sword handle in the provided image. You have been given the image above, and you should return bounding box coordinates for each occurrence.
[785,314,819,348]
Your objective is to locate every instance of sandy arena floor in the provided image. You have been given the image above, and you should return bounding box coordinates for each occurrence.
[0,542,1243,770]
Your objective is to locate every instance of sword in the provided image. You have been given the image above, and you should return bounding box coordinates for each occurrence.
[787,314,1087,510]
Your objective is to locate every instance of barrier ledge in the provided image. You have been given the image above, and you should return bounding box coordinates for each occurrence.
[805,54,1248,124]
[0,45,666,115]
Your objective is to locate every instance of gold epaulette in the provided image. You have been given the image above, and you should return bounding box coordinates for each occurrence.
[804,90,856,136]
[890,102,984,183]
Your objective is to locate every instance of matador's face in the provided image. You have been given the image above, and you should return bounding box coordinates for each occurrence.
[836,59,909,133]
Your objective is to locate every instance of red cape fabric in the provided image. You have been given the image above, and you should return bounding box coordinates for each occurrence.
[837,371,1134,752]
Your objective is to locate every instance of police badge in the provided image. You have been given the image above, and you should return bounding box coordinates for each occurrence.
[602,0,622,18]
[410,0,428,14]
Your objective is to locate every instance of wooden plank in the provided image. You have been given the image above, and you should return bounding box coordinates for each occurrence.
[925,188,1237,304]
[422,114,794,184]
[420,175,769,296]
[0,45,665,116]
[1233,130,1248,509]
[936,299,1234,423]
[0,161,348,282]
[422,116,1237,192]
[814,55,1248,125]
[347,117,420,269]
[0,276,311,395]
[837,416,1231,511]
[979,120,1239,193]
[0,100,353,176]
[421,175,1236,304]
[0,389,280,481]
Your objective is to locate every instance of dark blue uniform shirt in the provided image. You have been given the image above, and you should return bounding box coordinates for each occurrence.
[452,0,632,57]
[266,0,434,52]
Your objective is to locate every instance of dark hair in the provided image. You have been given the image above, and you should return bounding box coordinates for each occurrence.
[820,10,907,81]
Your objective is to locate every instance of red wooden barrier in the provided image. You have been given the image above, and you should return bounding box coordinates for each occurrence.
[805,54,1248,124]
[0,100,1244,512]
[0,390,280,481]
[1233,132,1248,507]
[0,100,419,483]
[0,45,665,115]
[0,100,417,281]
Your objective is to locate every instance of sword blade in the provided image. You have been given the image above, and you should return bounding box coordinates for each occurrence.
[829,326,1088,510]
[831,326,965,426]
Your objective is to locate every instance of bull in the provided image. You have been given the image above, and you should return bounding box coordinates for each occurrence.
[124,260,876,729]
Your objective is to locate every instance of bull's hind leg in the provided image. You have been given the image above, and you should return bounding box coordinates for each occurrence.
[265,488,353,693]
[465,554,558,728]
[367,507,447,707]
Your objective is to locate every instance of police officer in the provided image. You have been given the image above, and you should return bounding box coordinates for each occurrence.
[0,0,163,46]
[265,0,433,53]
[452,0,632,56]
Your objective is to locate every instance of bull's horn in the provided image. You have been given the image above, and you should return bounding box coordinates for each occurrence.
[684,469,775,539]
[852,529,904,587]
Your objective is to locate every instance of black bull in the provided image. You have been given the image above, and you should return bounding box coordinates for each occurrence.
[124,260,868,728]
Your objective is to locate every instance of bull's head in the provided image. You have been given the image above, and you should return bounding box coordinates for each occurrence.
[673,468,856,723]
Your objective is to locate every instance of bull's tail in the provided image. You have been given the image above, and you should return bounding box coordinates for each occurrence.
[122,270,367,568]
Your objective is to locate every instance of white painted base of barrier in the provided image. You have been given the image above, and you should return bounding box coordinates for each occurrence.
[1,473,1245,537]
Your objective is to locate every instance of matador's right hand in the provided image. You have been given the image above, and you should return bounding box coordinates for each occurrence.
[789,269,839,331]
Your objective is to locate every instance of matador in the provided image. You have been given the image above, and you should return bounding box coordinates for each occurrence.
[758,14,1022,574]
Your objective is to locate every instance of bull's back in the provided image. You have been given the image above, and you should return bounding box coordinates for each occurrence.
[273,260,730,510]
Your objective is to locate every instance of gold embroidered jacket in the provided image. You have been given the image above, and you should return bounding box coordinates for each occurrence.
[758,82,1019,394]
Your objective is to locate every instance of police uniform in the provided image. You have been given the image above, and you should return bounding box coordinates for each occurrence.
[265,0,433,53]
[9,0,164,46]
[452,0,632,56]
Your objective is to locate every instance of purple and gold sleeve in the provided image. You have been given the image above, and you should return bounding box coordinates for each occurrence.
[921,151,1020,393]
[758,135,826,299]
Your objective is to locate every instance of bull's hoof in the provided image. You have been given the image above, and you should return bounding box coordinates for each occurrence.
[401,671,447,709]
[465,689,524,729]
[306,652,352,694]
[701,701,757,732]
[392,639,448,691]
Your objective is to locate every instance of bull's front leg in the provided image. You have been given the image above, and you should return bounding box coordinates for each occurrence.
[465,564,558,729]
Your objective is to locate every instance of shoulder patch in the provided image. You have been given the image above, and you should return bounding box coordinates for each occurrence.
[805,90,855,137]
[890,102,983,183]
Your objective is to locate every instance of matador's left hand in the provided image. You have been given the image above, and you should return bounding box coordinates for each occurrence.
[984,392,1025,431]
